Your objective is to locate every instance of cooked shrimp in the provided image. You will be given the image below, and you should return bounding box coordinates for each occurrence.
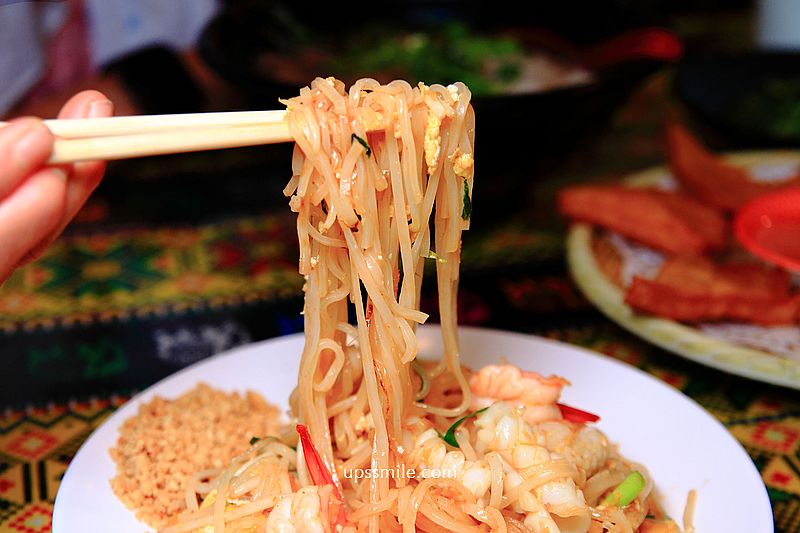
[410,427,493,499]
[474,403,591,530]
[537,421,611,479]
[469,365,569,425]
[266,486,326,533]
[517,490,561,533]
[403,401,614,533]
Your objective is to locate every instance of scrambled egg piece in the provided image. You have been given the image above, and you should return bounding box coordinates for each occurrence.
[451,148,474,178]
[424,113,442,173]
[359,108,385,132]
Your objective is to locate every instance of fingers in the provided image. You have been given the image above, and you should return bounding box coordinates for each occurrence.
[0,119,54,200]
[2,90,114,280]
[0,168,67,282]
[57,89,114,121]
[22,91,115,260]
[60,90,114,227]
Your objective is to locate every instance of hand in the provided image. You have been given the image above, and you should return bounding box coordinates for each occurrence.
[0,90,114,283]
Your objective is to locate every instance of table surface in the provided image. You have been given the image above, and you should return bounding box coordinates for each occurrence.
[1,72,799,533]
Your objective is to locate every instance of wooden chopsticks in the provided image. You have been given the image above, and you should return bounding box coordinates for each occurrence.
[0,110,293,164]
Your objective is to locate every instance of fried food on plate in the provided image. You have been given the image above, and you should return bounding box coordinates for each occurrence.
[558,185,727,255]
[625,256,798,325]
[666,122,800,211]
[656,255,791,298]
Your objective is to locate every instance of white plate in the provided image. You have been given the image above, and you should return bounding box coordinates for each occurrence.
[53,326,773,532]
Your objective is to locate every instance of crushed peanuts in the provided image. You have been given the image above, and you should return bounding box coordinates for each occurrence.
[109,383,282,529]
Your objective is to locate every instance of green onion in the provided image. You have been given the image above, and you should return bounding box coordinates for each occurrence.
[461,178,472,220]
[439,407,488,447]
[249,436,260,445]
[351,134,371,157]
[601,471,646,507]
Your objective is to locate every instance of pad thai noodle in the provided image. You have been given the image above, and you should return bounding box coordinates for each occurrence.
[160,77,686,533]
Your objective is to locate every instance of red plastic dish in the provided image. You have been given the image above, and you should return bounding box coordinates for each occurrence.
[734,187,800,272]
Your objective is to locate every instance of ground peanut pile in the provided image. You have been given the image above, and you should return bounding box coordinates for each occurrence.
[110,383,283,529]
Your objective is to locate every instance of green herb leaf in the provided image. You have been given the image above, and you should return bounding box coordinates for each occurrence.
[439,406,488,447]
[461,178,472,220]
[351,134,371,157]
[249,436,260,446]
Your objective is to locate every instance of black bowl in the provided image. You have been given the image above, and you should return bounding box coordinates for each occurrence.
[675,51,800,148]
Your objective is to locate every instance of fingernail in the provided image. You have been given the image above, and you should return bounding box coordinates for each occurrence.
[87,99,114,118]
[10,120,50,160]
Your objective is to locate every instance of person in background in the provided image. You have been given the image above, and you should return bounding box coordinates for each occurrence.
[0,0,217,117]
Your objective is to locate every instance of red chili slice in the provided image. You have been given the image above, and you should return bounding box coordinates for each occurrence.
[557,402,600,423]
[296,424,349,528]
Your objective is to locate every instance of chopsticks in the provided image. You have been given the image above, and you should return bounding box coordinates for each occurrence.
[0,110,293,164]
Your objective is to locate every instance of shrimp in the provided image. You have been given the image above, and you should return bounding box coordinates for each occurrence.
[474,403,591,532]
[536,421,611,479]
[469,364,569,425]
[266,486,326,533]
[410,426,493,499]
[404,403,602,532]
[517,490,561,533]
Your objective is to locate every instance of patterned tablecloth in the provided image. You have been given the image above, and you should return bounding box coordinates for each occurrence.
[1,73,799,533]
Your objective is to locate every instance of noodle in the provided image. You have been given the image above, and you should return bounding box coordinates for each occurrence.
[486,452,504,510]
[160,77,686,533]
[502,461,580,508]
[683,490,697,533]
[284,78,471,533]
[583,469,627,506]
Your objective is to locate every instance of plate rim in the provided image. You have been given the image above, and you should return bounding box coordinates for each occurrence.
[566,151,800,390]
[53,326,773,531]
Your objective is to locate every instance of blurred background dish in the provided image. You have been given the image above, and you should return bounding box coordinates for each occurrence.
[199,1,679,101]
[200,1,682,210]
[564,153,800,390]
